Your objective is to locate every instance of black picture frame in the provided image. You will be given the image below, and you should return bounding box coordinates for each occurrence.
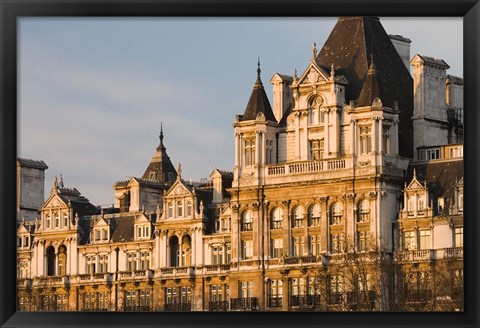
[1,1,479,327]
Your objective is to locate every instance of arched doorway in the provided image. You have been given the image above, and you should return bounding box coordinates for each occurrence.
[46,246,56,276]
[181,235,192,267]
[57,245,67,276]
[169,236,179,267]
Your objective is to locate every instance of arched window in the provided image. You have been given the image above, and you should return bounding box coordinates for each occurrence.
[270,208,283,230]
[241,211,253,232]
[292,206,304,228]
[181,235,192,267]
[169,236,179,267]
[57,245,67,276]
[357,199,370,222]
[308,204,321,226]
[46,246,56,276]
[330,202,343,225]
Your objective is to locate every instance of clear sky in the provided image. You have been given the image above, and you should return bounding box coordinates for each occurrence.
[18,17,462,206]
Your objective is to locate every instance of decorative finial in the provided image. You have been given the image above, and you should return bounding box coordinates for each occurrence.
[59,174,64,188]
[257,57,261,79]
[177,162,182,178]
[312,42,317,59]
[330,63,335,79]
[54,176,58,188]
[159,122,164,145]
[74,213,79,225]
[199,200,204,214]
[22,216,25,224]
[293,68,298,82]
[413,168,416,179]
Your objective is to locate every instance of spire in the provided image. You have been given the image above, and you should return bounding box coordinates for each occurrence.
[157,122,165,151]
[311,42,317,61]
[357,52,382,107]
[240,61,276,122]
[177,162,182,179]
[413,168,417,179]
[59,174,64,188]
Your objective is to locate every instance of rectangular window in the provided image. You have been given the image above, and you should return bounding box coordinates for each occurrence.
[360,126,372,154]
[139,290,151,309]
[226,243,231,264]
[244,139,255,166]
[240,281,254,298]
[242,240,253,260]
[310,140,323,160]
[291,277,306,297]
[127,253,137,271]
[403,231,416,250]
[458,193,463,211]
[329,275,344,304]
[454,227,463,247]
[125,290,137,310]
[210,284,223,301]
[140,252,150,270]
[309,235,321,256]
[271,239,283,258]
[102,229,108,241]
[56,294,67,311]
[86,255,96,274]
[292,236,304,257]
[168,202,173,218]
[383,126,390,154]
[330,233,344,254]
[17,237,22,247]
[98,291,109,311]
[268,279,283,308]
[98,255,108,273]
[419,230,431,250]
[357,231,368,252]
[95,230,101,241]
[212,246,223,265]
[165,287,177,305]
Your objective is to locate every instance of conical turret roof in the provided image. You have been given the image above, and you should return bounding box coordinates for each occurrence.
[142,126,177,184]
[240,61,276,122]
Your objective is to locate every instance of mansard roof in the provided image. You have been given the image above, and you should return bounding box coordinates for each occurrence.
[447,75,464,85]
[316,16,413,157]
[411,54,450,68]
[240,64,276,122]
[141,127,177,184]
[45,178,98,217]
[407,159,463,214]
[17,158,48,170]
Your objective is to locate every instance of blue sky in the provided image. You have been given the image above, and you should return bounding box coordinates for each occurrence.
[18,17,462,206]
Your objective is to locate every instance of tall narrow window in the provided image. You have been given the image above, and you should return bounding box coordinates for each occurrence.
[98,254,108,273]
[458,193,463,212]
[240,281,254,298]
[242,240,253,260]
[86,255,96,274]
[268,279,283,308]
[270,239,283,258]
[292,206,304,228]
[357,200,370,222]
[270,207,283,230]
[187,201,193,217]
[168,202,173,218]
[330,233,344,253]
[54,212,60,228]
[292,236,304,257]
[357,231,368,252]
[308,204,321,226]
[309,235,321,256]
[62,212,68,227]
[140,252,150,270]
[403,231,416,250]
[177,201,183,217]
[244,139,255,166]
[241,211,253,232]
[454,227,463,247]
[330,202,343,225]
[418,197,425,214]
[383,126,391,154]
[419,230,431,250]
[45,214,51,229]
[359,126,372,154]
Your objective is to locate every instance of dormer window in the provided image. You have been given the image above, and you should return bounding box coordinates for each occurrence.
[136,225,150,239]
[93,228,109,243]
[54,212,60,228]
[418,197,425,214]
[62,211,68,227]
[407,196,414,216]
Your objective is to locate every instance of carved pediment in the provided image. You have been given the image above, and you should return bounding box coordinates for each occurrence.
[43,194,67,209]
[406,178,424,191]
[297,63,330,86]
[135,213,150,224]
[165,180,192,198]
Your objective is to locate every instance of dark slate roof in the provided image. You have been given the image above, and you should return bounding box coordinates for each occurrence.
[447,75,464,85]
[416,55,449,68]
[55,187,99,217]
[216,170,233,178]
[240,65,276,122]
[316,16,413,158]
[407,159,463,215]
[388,34,411,43]
[110,215,137,243]
[17,158,48,170]
[141,128,177,184]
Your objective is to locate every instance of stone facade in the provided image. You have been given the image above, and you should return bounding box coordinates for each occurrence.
[17,16,463,312]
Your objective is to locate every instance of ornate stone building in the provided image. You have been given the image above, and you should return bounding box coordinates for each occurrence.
[17,16,463,312]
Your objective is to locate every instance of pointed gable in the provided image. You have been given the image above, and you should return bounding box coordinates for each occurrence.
[317,16,413,157]
[142,126,178,184]
[165,178,194,198]
[296,61,331,86]
[240,63,276,122]
[357,57,384,107]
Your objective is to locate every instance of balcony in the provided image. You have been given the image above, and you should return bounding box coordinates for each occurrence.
[346,291,376,305]
[444,247,463,259]
[203,264,230,274]
[241,223,253,232]
[230,297,258,311]
[267,297,283,308]
[163,302,191,312]
[395,250,434,262]
[290,295,320,308]
[308,217,321,227]
[279,255,320,266]
[35,275,70,287]
[208,300,229,311]
[266,159,347,177]
[270,221,282,230]
[118,269,154,281]
[158,266,195,278]
[328,292,343,305]
[292,219,304,229]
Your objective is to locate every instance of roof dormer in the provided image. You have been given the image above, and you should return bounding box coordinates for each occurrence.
[134,213,152,240]
[91,216,110,243]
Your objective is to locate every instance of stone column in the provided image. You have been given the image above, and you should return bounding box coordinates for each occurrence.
[350,119,355,156]
[234,133,240,167]
[372,117,377,153]
[379,117,384,154]
[325,110,330,156]
[295,112,300,159]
